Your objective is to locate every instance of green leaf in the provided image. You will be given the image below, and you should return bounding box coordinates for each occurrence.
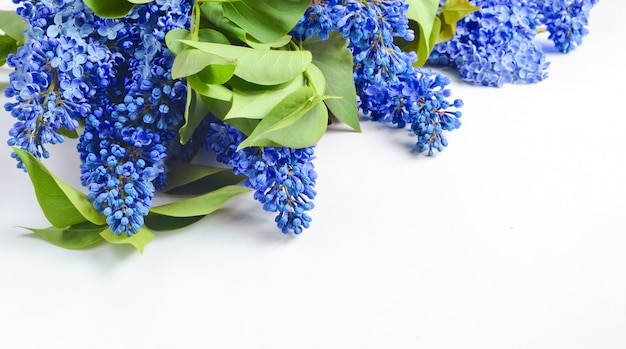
[144,214,205,231]
[437,0,479,43]
[100,227,155,254]
[165,163,228,191]
[179,40,312,86]
[440,0,480,24]
[0,35,18,66]
[165,170,244,196]
[413,16,442,66]
[195,63,237,85]
[57,126,80,139]
[13,147,106,228]
[199,94,232,119]
[22,221,106,250]
[302,33,360,131]
[166,28,231,56]
[305,63,326,96]
[83,0,137,18]
[164,162,244,193]
[245,34,292,50]
[405,0,440,66]
[264,100,328,149]
[198,28,232,45]
[237,87,330,149]
[165,29,191,55]
[150,185,250,217]
[188,74,233,101]
[224,117,258,136]
[226,75,295,92]
[0,11,28,43]
[172,49,235,80]
[200,3,247,43]
[147,165,247,231]
[222,0,311,43]
[225,74,304,120]
[180,89,210,144]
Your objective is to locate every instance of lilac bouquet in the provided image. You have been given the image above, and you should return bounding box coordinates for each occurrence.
[1,0,597,252]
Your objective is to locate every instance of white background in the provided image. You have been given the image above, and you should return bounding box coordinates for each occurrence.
[1,2,625,349]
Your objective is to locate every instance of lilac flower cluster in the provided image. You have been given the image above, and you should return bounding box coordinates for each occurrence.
[204,119,317,235]
[428,0,598,87]
[539,0,599,53]
[292,0,463,155]
[5,0,191,236]
[428,0,548,87]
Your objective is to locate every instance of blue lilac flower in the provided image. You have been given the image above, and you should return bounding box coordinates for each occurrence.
[428,0,549,87]
[7,0,192,236]
[538,0,599,53]
[74,0,191,235]
[292,0,462,154]
[204,119,317,235]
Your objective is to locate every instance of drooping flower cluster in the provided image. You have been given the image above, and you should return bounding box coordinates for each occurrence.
[292,0,463,155]
[204,119,317,235]
[6,0,191,236]
[428,0,598,87]
[6,0,108,164]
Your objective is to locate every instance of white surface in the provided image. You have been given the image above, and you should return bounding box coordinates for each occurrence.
[1,3,625,349]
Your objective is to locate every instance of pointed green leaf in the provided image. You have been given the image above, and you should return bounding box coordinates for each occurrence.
[302,33,360,131]
[172,49,235,80]
[178,40,312,86]
[245,34,293,50]
[402,0,440,66]
[147,168,248,230]
[226,75,295,92]
[200,3,248,43]
[198,28,232,45]
[164,170,245,196]
[305,64,326,96]
[0,11,28,43]
[100,227,154,254]
[144,214,205,231]
[165,163,229,191]
[195,63,237,85]
[224,117,258,136]
[180,89,210,144]
[199,94,232,119]
[57,126,80,139]
[437,0,479,43]
[0,35,18,66]
[418,16,442,65]
[440,0,480,25]
[22,221,106,250]
[225,74,304,120]
[264,100,328,149]
[165,29,191,55]
[237,87,331,149]
[164,162,244,194]
[222,0,310,43]
[150,185,250,217]
[188,74,233,102]
[166,28,230,56]
[13,147,105,227]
